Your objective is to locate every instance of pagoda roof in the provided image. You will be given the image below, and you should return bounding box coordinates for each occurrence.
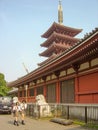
[39,42,70,57]
[41,32,80,47]
[41,22,82,38]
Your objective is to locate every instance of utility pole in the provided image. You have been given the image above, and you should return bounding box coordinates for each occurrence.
[22,62,29,74]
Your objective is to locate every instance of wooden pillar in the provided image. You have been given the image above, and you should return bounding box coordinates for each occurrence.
[75,75,79,103]
[42,76,47,99]
[43,85,46,99]
[22,89,24,98]
[27,88,30,97]
[56,79,60,103]
[33,80,37,102]
[54,71,60,103]
[27,86,30,102]
[24,84,28,102]
[72,63,80,103]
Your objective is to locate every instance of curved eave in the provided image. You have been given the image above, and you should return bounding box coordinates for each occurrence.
[41,22,82,38]
[55,43,71,50]
[41,32,80,47]
[39,44,57,57]
[8,88,18,94]
[38,54,57,66]
[39,43,68,57]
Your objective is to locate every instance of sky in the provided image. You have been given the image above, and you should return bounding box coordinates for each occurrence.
[0,0,98,82]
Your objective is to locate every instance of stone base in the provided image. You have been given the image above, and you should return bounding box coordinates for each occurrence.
[50,118,73,125]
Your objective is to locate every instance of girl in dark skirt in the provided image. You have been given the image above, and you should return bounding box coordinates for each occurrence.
[12,102,20,126]
[20,100,27,125]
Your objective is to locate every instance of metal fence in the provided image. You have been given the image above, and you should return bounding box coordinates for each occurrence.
[26,103,98,125]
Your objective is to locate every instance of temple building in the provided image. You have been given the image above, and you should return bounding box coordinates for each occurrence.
[8,1,98,103]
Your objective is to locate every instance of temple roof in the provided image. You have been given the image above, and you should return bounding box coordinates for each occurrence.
[39,42,70,57]
[8,28,98,87]
[41,32,80,47]
[38,53,57,66]
[41,22,82,38]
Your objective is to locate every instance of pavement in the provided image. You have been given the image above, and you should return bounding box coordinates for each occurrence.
[0,114,91,130]
[25,118,89,130]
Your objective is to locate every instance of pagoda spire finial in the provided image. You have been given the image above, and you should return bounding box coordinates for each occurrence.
[58,0,63,24]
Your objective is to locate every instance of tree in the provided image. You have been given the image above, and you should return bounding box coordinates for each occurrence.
[0,73,10,96]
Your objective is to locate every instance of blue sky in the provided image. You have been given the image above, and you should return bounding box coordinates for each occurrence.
[0,0,98,82]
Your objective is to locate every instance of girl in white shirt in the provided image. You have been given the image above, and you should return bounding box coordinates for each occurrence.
[13,102,20,126]
[20,100,27,125]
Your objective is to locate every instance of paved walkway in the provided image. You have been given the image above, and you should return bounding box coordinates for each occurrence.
[24,118,89,130]
[0,114,90,130]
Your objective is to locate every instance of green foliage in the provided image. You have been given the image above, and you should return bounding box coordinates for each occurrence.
[0,73,10,96]
[74,120,98,129]
[73,120,85,126]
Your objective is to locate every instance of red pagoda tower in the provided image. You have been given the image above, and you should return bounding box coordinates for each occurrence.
[38,0,82,66]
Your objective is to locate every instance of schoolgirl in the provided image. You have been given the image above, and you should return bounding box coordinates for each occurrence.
[12,102,20,126]
[20,100,27,125]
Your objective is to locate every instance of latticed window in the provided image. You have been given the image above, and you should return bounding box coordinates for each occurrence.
[29,88,34,96]
[36,86,43,95]
[60,78,75,103]
[46,83,56,103]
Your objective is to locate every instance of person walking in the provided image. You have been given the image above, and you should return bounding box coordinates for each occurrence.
[12,102,21,126]
[20,100,27,125]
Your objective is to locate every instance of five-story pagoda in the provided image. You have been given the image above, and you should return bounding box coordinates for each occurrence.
[38,0,82,66]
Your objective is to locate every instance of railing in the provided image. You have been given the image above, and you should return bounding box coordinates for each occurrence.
[26,103,98,126]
